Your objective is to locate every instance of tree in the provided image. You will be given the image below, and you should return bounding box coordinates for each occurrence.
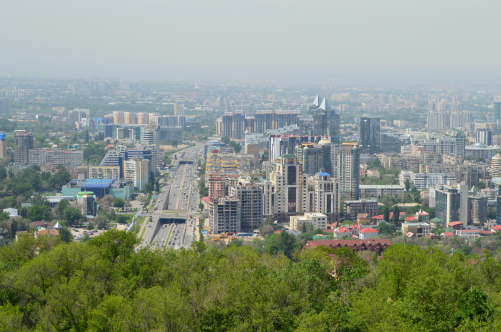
[378,221,393,235]
[100,194,115,205]
[405,179,410,191]
[84,130,90,142]
[302,223,307,233]
[64,207,83,226]
[59,226,73,243]
[88,229,140,264]
[155,178,160,192]
[478,181,486,190]
[488,207,496,219]
[55,199,70,220]
[113,198,125,208]
[0,167,6,180]
[392,205,400,226]
[199,202,204,210]
[171,140,178,148]
[221,136,230,144]
[383,206,390,223]
[10,219,18,240]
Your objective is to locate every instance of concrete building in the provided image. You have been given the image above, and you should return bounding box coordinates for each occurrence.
[252,110,300,133]
[174,103,184,116]
[14,131,33,164]
[450,111,472,129]
[295,137,332,176]
[123,158,149,191]
[208,176,225,199]
[88,165,120,181]
[429,182,468,227]
[230,183,263,232]
[343,199,378,222]
[468,191,488,227]
[427,111,449,130]
[263,153,307,222]
[208,196,241,234]
[359,185,405,199]
[290,213,328,231]
[359,116,380,154]
[28,149,84,167]
[77,191,97,217]
[399,171,458,190]
[359,227,379,239]
[140,126,159,172]
[269,134,324,162]
[331,142,360,199]
[465,142,499,159]
[494,102,501,123]
[0,133,7,159]
[304,172,340,221]
[492,153,501,178]
[476,128,492,145]
[401,222,432,237]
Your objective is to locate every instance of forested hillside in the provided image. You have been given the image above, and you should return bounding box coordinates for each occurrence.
[1,230,501,331]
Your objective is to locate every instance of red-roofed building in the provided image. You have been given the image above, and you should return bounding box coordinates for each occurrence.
[304,239,391,256]
[405,216,416,222]
[491,225,501,232]
[481,231,494,235]
[359,228,379,239]
[448,221,463,230]
[30,220,49,228]
[441,232,455,237]
[105,144,114,149]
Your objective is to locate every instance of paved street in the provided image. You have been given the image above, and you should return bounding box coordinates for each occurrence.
[138,143,204,250]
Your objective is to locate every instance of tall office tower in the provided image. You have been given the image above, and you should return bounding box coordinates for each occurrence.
[0,98,10,118]
[492,153,501,178]
[476,128,492,145]
[308,95,340,143]
[304,172,340,221]
[427,111,449,130]
[450,111,472,128]
[208,176,225,199]
[359,116,381,154]
[232,110,245,139]
[263,153,307,222]
[141,126,159,173]
[174,103,184,116]
[77,191,97,217]
[330,142,360,199]
[429,182,468,227]
[123,158,149,191]
[14,131,33,165]
[0,133,6,159]
[295,137,332,176]
[230,183,263,231]
[494,102,501,122]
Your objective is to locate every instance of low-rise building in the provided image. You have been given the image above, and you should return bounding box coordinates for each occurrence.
[88,165,120,181]
[343,199,378,222]
[359,185,404,199]
[401,222,432,237]
[359,227,379,239]
[290,213,328,231]
[456,229,480,238]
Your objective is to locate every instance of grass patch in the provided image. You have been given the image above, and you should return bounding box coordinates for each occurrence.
[139,226,146,240]
[135,216,146,225]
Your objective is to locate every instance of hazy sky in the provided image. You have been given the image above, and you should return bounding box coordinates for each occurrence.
[2,0,501,80]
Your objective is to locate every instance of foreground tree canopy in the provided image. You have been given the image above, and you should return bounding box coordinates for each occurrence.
[1,230,501,331]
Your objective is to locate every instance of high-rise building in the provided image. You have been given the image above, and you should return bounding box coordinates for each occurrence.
[0,133,7,159]
[88,165,120,181]
[141,126,159,173]
[468,188,487,227]
[0,99,9,118]
[308,95,340,143]
[476,128,492,145]
[359,116,381,154]
[492,153,501,178]
[269,134,324,162]
[230,183,263,231]
[208,196,241,234]
[493,102,501,122]
[450,111,472,128]
[304,171,340,221]
[123,158,149,191]
[427,111,449,130]
[253,110,300,133]
[208,176,225,199]
[14,131,33,165]
[295,137,332,176]
[77,191,96,216]
[429,182,468,227]
[112,111,124,124]
[174,103,184,116]
[28,150,84,167]
[330,142,360,199]
[263,153,307,222]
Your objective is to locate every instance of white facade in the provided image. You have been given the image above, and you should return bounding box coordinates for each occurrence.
[456,229,480,238]
[290,213,328,231]
[124,158,149,191]
[399,171,457,190]
[2,208,18,218]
